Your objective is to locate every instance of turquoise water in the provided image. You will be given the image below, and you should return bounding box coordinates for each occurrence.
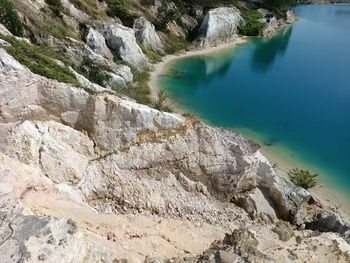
[158,5,350,198]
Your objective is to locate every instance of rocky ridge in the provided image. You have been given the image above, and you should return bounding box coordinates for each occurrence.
[1,44,350,262]
[195,7,244,47]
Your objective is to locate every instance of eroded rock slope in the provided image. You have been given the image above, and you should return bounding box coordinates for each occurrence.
[1,45,350,262]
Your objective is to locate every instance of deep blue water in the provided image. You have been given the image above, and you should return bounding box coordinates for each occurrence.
[158,5,350,197]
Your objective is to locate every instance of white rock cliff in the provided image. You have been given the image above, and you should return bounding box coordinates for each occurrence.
[196,7,244,47]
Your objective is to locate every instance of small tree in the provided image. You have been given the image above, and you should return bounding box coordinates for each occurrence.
[107,0,136,27]
[45,0,64,16]
[288,168,318,190]
[0,0,24,36]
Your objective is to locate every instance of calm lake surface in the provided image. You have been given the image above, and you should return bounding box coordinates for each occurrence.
[158,5,350,197]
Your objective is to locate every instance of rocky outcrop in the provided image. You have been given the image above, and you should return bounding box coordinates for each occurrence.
[133,17,164,52]
[62,37,133,87]
[198,225,350,262]
[180,14,199,33]
[233,159,312,223]
[1,17,350,261]
[0,167,87,262]
[85,28,114,60]
[69,66,109,93]
[96,22,148,68]
[196,7,244,47]
[166,20,186,37]
[260,10,297,38]
[306,211,350,242]
[60,0,90,23]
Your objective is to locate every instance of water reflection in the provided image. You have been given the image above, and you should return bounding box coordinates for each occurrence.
[165,48,236,90]
[250,26,293,73]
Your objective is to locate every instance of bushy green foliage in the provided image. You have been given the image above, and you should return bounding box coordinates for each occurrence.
[113,68,152,106]
[130,68,151,105]
[45,0,63,16]
[164,34,190,54]
[138,43,161,62]
[153,2,183,32]
[238,9,265,36]
[262,0,297,17]
[107,0,136,27]
[3,36,78,84]
[288,168,318,189]
[80,59,112,87]
[0,0,23,36]
[46,25,71,39]
[70,0,106,19]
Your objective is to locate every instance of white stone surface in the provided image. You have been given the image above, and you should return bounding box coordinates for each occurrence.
[196,7,244,47]
[133,17,164,52]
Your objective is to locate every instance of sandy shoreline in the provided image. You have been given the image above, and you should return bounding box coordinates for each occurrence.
[148,37,350,223]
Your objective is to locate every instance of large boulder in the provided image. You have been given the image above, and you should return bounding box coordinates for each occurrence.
[60,0,90,23]
[0,48,28,71]
[255,161,311,222]
[196,7,244,47]
[85,28,114,60]
[133,17,164,52]
[306,211,350,242]
[234,156,312,222]
[96,22,147,68]
[9,120,95,184]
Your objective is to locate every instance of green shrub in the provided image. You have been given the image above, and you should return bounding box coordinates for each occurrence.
[45,0,63,16]
[153,7,179,32]
[288,168,318,190]
[153,90,172,112]
[138,43,161,62]
[0,0,23,36]
[238,9,265,36]
[80,59,112,87]
[70,0,106,19]
[139,0,154,7]
[261,0,297,18]
[164,34,189,54]
[46,25,70,39]
[107,0,136,27]
[3,36,78,84]
[113,68,152,106]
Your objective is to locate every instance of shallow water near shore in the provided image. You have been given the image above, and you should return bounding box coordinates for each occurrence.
[158,5,350,200]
